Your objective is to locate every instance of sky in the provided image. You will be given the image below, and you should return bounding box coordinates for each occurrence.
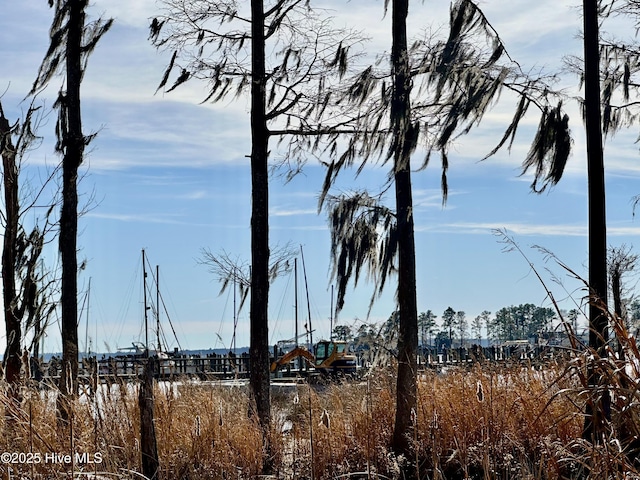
[2,0,640,354]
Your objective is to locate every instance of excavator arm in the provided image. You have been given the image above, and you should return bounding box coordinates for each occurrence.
[270,346,315,372]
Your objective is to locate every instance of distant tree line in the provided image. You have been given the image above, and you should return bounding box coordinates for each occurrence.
[334,297,640,351]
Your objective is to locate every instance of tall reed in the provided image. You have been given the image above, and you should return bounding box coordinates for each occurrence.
[0,353,638,479]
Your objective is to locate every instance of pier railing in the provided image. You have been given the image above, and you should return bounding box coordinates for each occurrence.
[37,352,253,384]
[32,343,578,385]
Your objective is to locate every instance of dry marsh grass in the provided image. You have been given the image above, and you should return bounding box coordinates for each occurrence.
[414,364,582,479]
[0,360,637,479]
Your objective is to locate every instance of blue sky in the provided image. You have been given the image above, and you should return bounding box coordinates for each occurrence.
[2,0,640,353]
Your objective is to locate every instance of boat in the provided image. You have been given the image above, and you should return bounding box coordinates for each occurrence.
[105,250,179,376]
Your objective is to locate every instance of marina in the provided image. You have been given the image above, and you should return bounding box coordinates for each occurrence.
[33,342,579,386]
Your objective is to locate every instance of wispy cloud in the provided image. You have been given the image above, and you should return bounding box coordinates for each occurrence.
[609,225,640,236]
[179,190,208,200]
[417,221,640,237]
[86,211,250,230]
[272,224,327,232]
[413,188,461,210]
[86,212,186,224]
[270,206,318,217]
[415,221,585,236]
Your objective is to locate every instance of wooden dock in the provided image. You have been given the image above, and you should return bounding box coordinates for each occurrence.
[32,343,577,386]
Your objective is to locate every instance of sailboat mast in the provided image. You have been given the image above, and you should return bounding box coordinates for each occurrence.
[84,277,91,355]
[299,245,313,347]
[142,249,149,356]
[156,265,161,352]
[330,284,334,341]
[294,258,298,349]
[232,268,237,355]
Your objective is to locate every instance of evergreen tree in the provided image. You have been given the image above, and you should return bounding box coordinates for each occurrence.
[418,310,437,348]
[332,325,353,342]
[472,310,491,344]
[456,310,467,347]
[442,307,457,347]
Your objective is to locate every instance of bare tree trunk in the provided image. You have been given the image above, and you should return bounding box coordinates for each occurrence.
[139,357,160,480]
[608,246,638,359]
[249,0,272,473]
[582,0,610,442]
[0,107,24,453]
[0,108,22,399]
[390,0,419,470]
[58,0,85,422]
[612,270,624,359]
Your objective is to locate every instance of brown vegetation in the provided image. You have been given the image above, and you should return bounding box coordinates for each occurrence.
[1,356,638,479]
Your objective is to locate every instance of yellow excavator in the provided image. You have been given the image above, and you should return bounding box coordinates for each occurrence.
[270,340,357,376]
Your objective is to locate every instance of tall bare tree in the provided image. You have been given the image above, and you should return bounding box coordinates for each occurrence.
[561,0,640,442]
[0,103,59,399]
[562,0,610,444]
[150,0,362,470]
[583,0,608,360]
[321,1,571,471]
[30,0,112,420]
[387,0,419,459]
[608,245,638,355]
[0,106,25,396]
[249,1,271,456]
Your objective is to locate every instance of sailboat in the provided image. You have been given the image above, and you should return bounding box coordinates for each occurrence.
[114,249,178,375]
